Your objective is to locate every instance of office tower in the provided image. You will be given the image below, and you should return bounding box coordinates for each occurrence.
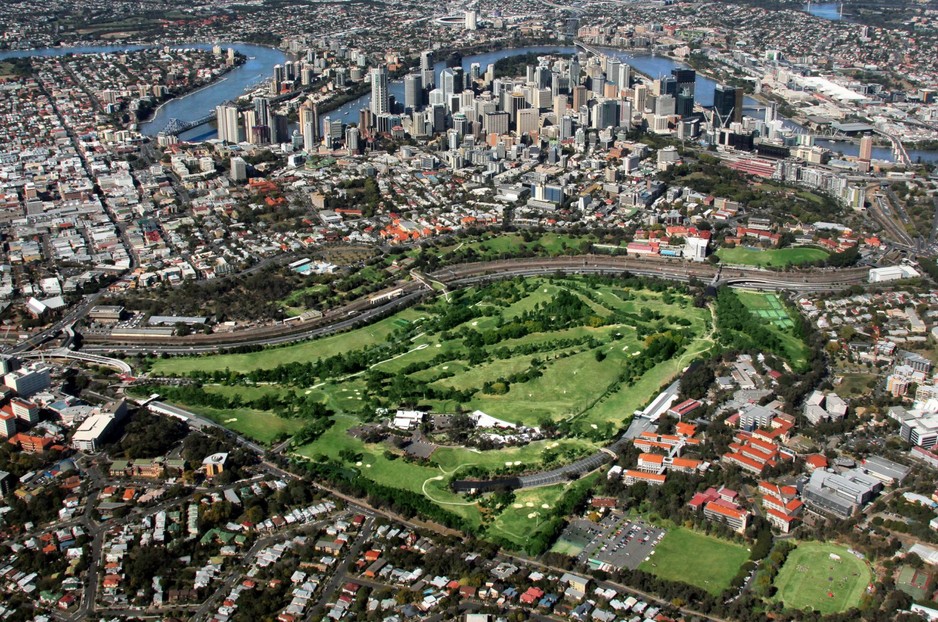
[535,66,551,89]
[633,84,647,113]
[271,114,289,144]
[551,71,561,96]
[517,108,538,135]
[617,64,631,90]
[592,99,618,130]
[765,102,777,124]
[442,67,463,107]
[251,125,271,145]
[241,109,256,137]
[359,108,374,131]
[299,101,319,150]
[470,63,481,82]
[412,111,428,137]
[230,156,247,182]
[284,61,295,81]
[452,112,470,137]
[619,100,632,126]
[459,90,475,113]
[428,88,446,107]
[465,10,478,30]
[667,68,696,117]
[590,75,605,98]
[568,55,580,86]
[420,50,434,88]
[370,66,389,115]
[404,73,423,112]
[508,92,528,124]
[572,85,587,110]
[713,84,739,127]
[431,104,446,133]
[216,104,240,143]
[559,115,573,140]
[491,78,505,99]
[859,134,873,162]
[447,129,460,150]
[606,58,621,87]
[655,94,675,116]
[254,97,271,128]
[346,126,360,153]
[553,95,568,121]
[483,111,509,136]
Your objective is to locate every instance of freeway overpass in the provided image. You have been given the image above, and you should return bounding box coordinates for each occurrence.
[20,348,132,374]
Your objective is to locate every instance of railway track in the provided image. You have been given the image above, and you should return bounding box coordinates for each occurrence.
[81,255,870,353]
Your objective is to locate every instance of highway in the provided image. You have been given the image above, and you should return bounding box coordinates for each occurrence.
[78,255,871,355]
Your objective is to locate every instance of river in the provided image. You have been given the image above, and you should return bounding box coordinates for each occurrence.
[5,41,936,163]
[803,3,844,21]
[0,42,287,139]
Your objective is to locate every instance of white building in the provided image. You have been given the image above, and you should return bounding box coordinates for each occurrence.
[684,237,708,262]
[230,157,247,182]
[4,365,51,397]
[869,265,920,283]
[71,414,115,452]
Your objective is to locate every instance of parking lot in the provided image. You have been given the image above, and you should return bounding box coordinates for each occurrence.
[558,513,666,571]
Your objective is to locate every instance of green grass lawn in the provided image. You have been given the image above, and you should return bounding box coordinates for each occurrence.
[149,308,425,375]
[834,372,878,400]
[176,404,305,444]
[772,542,871,614]
[639,527,749,595]
[294,416,482,527]
[148,275,714,538]
[486,474,597,549]
[735,289,808,370]
[430,438,598,475]
[717,246,829,268]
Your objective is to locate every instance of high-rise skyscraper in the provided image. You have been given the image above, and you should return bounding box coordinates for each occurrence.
[516,108,538,135]
[346,126,360,153]
[465,10,477,30]
[216,104,240,143]
[370,66,389,115]
[859,134,873,162]
[668,69,696,117]
[606,58,621,87]
[441,67,463,108]
[633,84,647,113]
[420,50,434,88]
[713,84,735,126]
[404,73,423,112]
[568,55,580,86]
[254,97,271,128]
[617,64,631,91]
[299,101,319,150]
[572,85,587,110]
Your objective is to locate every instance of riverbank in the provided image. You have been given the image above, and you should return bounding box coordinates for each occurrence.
[136,54,245,127]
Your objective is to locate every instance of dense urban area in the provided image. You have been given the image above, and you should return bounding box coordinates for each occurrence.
[1,0,938,620]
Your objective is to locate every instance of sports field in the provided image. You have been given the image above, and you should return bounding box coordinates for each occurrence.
[772,542,871,614]
[638,527,749,595]
[717,246,829,268]
[735,289,808,369]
